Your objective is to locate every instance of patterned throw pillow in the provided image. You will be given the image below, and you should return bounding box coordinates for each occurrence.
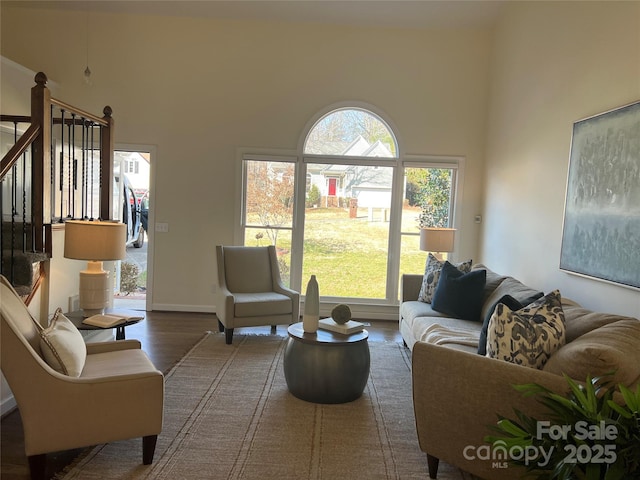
[417,253,472,303]
[40,308,87,377]
[486,290,566,369]
[477,292,544,355]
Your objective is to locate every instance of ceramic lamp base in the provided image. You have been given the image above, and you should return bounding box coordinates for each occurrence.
[79,261,110,317]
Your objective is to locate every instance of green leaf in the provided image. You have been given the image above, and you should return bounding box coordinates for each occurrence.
[564,375,592,411]
[496,418,530,437]
[619,383,640,411]
[513,382,552,397]
[608,401,633,419]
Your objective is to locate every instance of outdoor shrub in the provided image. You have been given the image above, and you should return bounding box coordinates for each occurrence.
[307,184,321,207]
[120,261,140,295]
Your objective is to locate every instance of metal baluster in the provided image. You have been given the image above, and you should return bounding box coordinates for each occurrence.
[67,117,72,218]
[50,105,55,224]
[81,118,87,219]
[59,109,65,222]
[71,113,77,219]
[10,122,17,280]
[22,130,28,252]
[90,122,95,220]
[98,124,103,220]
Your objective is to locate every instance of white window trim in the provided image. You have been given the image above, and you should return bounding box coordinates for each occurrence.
[236,113,466,319]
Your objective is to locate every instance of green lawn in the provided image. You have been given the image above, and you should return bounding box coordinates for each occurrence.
[247,206,426,299]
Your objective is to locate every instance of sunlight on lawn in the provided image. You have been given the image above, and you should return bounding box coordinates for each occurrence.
[245,206,427,299]
[302,207,425,299]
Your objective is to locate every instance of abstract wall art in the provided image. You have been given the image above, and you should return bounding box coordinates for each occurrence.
[560,100,640,289]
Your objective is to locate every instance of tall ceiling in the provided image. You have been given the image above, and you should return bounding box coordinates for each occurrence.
[4,0,506,29]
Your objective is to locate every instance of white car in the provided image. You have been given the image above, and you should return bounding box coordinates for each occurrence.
[117,174,145,248]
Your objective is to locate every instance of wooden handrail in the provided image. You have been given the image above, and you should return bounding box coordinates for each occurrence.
[50,98,109,127]
[0,115,31,123]
[0,123,40,179]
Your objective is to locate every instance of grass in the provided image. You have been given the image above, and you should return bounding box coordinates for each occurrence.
[247,206,426,299]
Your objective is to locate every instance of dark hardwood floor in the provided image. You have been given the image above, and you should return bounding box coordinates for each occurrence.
[0,312,402,480]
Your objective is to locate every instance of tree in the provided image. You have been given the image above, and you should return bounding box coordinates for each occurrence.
[305,108,396,156]
[245,161,294,245]
[406,168,452,228]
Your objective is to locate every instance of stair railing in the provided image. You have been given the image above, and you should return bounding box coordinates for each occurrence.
[1,72,114,296]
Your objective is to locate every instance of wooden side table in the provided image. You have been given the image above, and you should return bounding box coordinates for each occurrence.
[65,309,144,340]
[283,322,370,404]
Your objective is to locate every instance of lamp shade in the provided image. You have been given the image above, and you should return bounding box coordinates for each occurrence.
[64,220,126,261]
[419,227,456,253]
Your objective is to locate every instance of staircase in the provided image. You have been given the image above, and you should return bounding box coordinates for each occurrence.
[1,72,114,301]
[1,222,48,297]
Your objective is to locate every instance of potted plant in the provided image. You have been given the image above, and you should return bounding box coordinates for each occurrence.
[485,375,640,479]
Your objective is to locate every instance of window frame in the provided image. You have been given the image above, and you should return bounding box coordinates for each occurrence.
[236,107,465,318]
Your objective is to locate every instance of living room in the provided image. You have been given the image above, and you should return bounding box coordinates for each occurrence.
[1,1,639,478]
[2,1,638,319]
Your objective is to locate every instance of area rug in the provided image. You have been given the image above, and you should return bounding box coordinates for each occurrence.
[58,333,469,480]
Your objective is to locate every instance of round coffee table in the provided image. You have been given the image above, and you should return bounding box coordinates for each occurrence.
[283,322,370,404]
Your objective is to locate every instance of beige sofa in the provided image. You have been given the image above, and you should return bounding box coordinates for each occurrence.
[400,264,640,480]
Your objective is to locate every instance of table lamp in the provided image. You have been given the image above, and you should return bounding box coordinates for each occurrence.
[64,220,126,316]
[419,227,456,260]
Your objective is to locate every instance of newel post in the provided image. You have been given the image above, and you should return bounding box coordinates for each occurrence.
[30,72,52,252]
[100,106,114,221]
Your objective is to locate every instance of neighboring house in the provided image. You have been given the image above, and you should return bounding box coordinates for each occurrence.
[308,135,394,213]
[114,151,150,192]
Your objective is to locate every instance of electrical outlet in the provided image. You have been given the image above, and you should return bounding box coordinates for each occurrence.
[155,222,169,232]
[474,215,482,224]
[68,295,80,312]
[211,285,217,294]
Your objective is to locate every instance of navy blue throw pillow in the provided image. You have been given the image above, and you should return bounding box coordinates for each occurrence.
[431,262,487,322]
[477,292,544,355]
[477,295,523,355]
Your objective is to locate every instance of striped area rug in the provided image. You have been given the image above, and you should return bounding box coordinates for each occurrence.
[58,333,468,480]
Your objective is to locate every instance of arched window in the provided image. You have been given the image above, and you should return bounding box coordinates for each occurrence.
[304,108,397,157]
[239,104,461,314]
[300,107,399,300]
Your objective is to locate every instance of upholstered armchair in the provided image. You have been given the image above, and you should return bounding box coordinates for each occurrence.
[215,245,300,344]
[0,275,164,480]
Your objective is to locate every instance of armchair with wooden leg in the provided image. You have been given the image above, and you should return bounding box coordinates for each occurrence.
[0,275,164,480]
[215,245,300,345]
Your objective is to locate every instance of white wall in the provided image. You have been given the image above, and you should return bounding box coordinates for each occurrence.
[1,6,492,311]
[483,1,640,317]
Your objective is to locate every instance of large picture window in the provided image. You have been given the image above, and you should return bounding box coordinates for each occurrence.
[240,105,461,315]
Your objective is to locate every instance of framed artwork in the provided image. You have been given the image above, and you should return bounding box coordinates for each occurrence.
[560,100,640,289]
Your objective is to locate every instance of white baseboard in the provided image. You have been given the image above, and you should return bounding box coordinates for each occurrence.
[150,303,216,313]
[149,303,399,321]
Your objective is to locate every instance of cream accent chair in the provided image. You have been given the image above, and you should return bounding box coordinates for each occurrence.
[215,245,300,344]
[0,275,164,480]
